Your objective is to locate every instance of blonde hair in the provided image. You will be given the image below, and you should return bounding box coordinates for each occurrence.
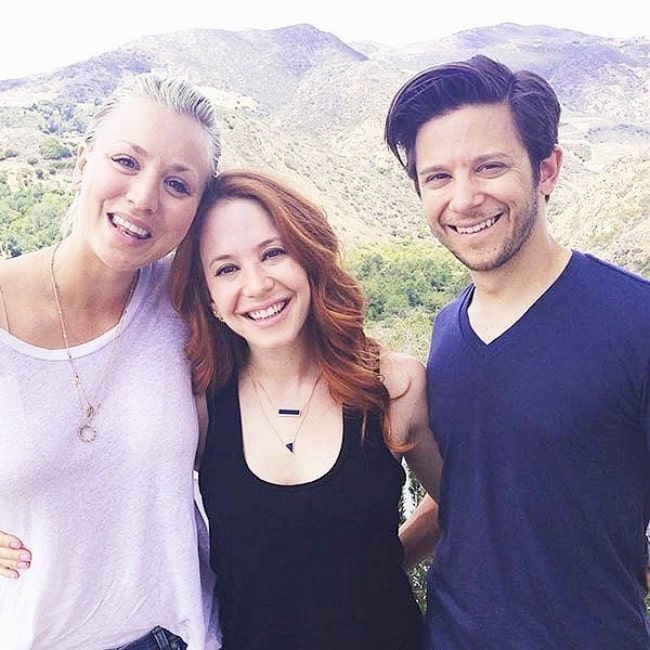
[62,73,221,234]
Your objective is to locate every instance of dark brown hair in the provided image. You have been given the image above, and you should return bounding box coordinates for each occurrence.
[385,54,561,195]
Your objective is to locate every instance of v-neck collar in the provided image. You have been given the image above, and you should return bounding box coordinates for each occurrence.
[458,250,579,356]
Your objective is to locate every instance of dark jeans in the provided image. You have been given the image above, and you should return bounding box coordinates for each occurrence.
[111,626,187,650]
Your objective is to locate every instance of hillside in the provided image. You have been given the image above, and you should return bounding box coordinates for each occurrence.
[0,22,648,272]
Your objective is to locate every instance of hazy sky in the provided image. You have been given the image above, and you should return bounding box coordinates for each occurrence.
[2,1,646,80]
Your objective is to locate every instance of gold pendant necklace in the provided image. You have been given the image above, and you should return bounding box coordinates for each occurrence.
[49,242,137,443]
[251,370,323,453]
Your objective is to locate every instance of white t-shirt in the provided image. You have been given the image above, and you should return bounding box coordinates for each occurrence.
[0,258,220,649]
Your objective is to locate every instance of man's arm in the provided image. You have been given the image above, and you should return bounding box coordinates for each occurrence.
[400,494,440,572]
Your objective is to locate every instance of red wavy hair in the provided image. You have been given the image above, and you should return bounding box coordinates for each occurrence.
[170,169,398,446]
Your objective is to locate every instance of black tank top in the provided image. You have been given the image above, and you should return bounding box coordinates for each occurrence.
[200,376,422,650]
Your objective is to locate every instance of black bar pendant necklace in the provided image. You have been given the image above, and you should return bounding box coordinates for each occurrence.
[278,408,300,417]
[251,371,323,453]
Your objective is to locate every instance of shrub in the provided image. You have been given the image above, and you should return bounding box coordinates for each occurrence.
[38,138,73,160]
[0,148,18,161]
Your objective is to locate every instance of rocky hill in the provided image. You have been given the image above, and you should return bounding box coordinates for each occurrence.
[0,22,648,273]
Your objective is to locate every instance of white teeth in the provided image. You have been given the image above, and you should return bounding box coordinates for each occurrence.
[111,214,150,239]
[248,301,286,321]
[456,217,497,234]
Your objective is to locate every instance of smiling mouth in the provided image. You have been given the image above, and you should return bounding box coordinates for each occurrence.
[247,300,288,321]
[452,215,500,234]
[110,214,151,239]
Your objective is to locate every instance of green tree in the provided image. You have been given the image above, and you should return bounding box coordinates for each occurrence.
[0,187,71,256]
[347,238,469,323]
[38,137,73,160]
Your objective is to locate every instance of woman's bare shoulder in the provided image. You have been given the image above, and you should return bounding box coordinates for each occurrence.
[0,249,49,298]
[0,248,46,278]
[0,249,52,331]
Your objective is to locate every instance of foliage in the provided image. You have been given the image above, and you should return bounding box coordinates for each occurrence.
[347,238,470,325]
[38,137,73,160]
[0,101,88,135]
[0,148,18,161]
[0,181,71,257]
[0,172,10,198]
[346,238,470,365]
[365,309,434,364]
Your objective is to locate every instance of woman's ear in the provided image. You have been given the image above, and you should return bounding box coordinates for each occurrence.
[72,143,88,190]
[211,302,224,322]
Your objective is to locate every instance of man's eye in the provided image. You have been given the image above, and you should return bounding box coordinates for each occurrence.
[423,172,450,186]
[478,162,506,174]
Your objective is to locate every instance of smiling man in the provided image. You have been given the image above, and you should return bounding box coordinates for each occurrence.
[385,55,650,649]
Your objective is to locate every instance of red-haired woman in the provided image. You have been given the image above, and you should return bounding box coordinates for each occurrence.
[171,169,442,650]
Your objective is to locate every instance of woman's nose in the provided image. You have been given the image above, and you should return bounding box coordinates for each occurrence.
[126,174,159,213]
[242,263,273,297]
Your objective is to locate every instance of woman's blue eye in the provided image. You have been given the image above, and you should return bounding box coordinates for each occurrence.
[167,178,191,196]
[113,155,138,170]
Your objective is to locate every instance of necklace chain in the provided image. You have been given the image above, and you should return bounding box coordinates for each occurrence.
[253,371,317,417]
[251,370,323,453]
[49,242,137,443]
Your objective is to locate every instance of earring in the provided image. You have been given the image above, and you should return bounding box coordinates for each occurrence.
[212,309,224,322]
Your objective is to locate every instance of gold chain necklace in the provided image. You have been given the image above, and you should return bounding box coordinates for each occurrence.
[49,242,137,443]
[251,371,323,453]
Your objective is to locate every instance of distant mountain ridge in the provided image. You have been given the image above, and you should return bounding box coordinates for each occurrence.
[0,22,648,273]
